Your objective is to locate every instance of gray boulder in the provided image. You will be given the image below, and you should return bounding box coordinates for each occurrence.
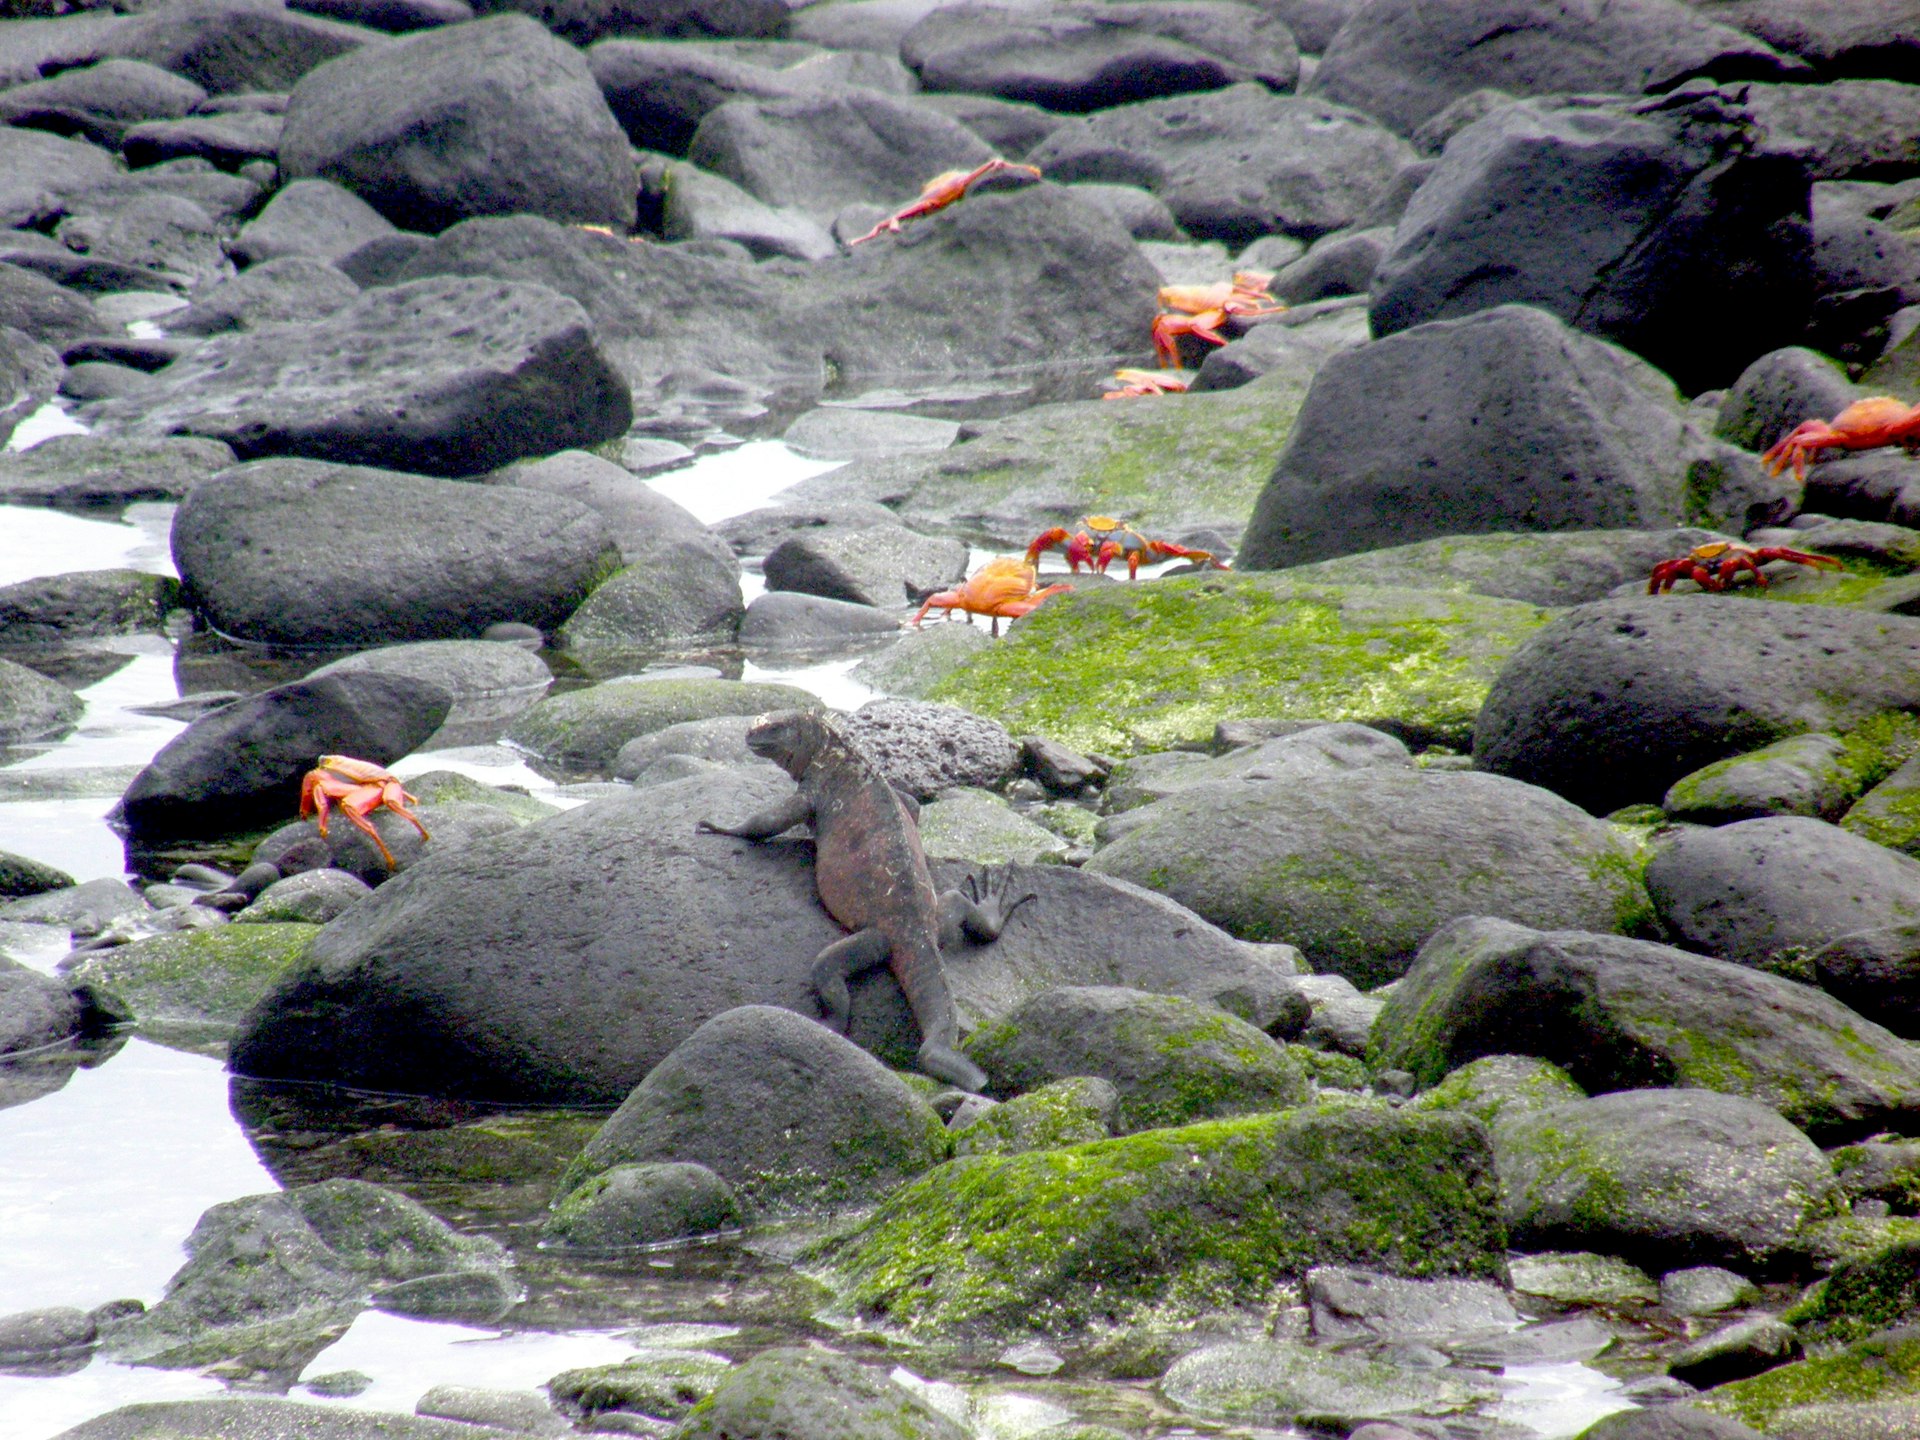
[0,129,120,230]
[1693,5,1920,84]
[585,36,803,154]
[165,255,360,336]
[762,523,968,609]
[115,669,450,843]
[1661,733,1863,825]
[0,655,83,744]
[841,698,1020,799]
[227,770,1308,1102]
[675,1349,965,1440]
[0,568,180,645]
[1304,0,1805,138]
[1496,1088,1837,1272]
[504,677,817,773]
[1646,817,1920,1033]
[0,433,234,506]
[171,457,620,645]
[1472,597,1920,812]
[1237,306,1785,571]
[120,109,282,170]
[661,161,839,262]
[278,13,637,232]
[1368,91,1815,394]
[1086,767,1649,989]
[1715,345,1861,456]
[899,1,1298,111]
[0,57,206,147]
[964,985,1310,1132]
[48,1398,526,1439]
[559,1004,947,1212]
[0,326,61,446]
[541,1161,742,1248]
[1369,916,1920,1141]
[0,959,127,1058]
[1024,83,1416,244]
[88,0,376,94]
[739,591,902,649]
[228,177,399,267]
[470,0,786,45]
[99,276,632,476]
[0,262,100,348]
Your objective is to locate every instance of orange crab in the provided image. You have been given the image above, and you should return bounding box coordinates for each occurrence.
[298,754,430,868]
[1028,515,1229,580]
[1761,396,1920,481]
[1151,271,1285,367]
[848,158,1042,246]
[911,556,1069,635]
[1647,542,1842,594]
[1103,368,1190,399]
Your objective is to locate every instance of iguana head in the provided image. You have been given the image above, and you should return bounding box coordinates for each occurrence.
[744,709,831,780]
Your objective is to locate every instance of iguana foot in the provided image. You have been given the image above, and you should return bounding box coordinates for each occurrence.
[951,866,1036,944]
[919,1039,987,1092]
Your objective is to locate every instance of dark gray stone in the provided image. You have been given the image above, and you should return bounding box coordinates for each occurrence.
[50,1397,527,1439]
[0,129,121,229]
[1305,0,1806,138]
[0,851,76,900]
[228,770,1305,1102]
[1237,306,1787,572]
[468,0,787,45]
[1024,82,1415,244]
[586,37,801,154]
[560,1004,946,1212]
[278,13,637,232]
[739,591,901,648]
[0,568,179,646]
[116,670,450,842]
[1472,597,1920,812]
[0,58,204,147]
[100,276,633,476]
[661,162,838,262]
[1693,4,1920,85]
[841,698,1020,799]
[121,109,281,170]
[171,457,620,645]
[763,523,968,609]
[1667,1315,1802,1388]
[0,654,83,744]
[86,0,375,95]
[1581,1406,1769,1438]
[229,178,399,268]
[0,262,100,347]
[899,1,1298,112]
[1369,91,1817,394]
[1305,1266,1519,1342]
[0,960,128,1058]
[0,433,233,506]
[1272,225,1391,304]
[290,0,474,31]
[1715,346,1862,455]
[166,255,360,335]
[238,869,372,925]
[1497,1088,1835,1273]
[1369,916,1920,1141]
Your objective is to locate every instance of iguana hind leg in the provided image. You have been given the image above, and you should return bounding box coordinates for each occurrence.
[937,866,1037,949]
[809,927,893,1033]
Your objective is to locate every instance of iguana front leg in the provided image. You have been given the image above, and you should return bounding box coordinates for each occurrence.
[938,866,1036,949]
[697,792,814,840]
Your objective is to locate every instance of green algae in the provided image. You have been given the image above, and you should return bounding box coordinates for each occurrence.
[927,575,1548,754]
[806,1104,1506,1338]
[66,923,319,1037]
[1702,1330,1920,1430]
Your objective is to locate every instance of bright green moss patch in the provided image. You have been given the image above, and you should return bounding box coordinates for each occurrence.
[1702,1330,1920,1430]
[928,576,1549,754]
[1788,1239,1920,1347]
[806,1104,1506,1338]
[66,923,319,1033]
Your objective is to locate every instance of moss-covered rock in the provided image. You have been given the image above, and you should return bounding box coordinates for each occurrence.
[1159,1338,1497,1427]
[1508,1251,1658,1307]
[1662,732,1865,824]
[401,769,561,823]
[674,1347,967,1440]
[950,1076,1117,1156]
[1789,1238,1920,1347]
[808,1104,1508,1338]
[542,1162,743,1249]
[1701,1329,1920,1432]
[965,986,1311,1133]
[548,1347,734,1422]
[785,365,1316,549]
[0,567,182,645]
[504,678,820,772]
[1410,1054,1587,1130]
[927,575,1549,754]
[66,923,317,1048]
[1087,769,1649,989]
[917,788,1070,864]
[1844,749,1920,858]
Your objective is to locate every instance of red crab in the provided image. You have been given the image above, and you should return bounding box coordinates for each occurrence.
[1026,515,1229,580]
[1151,271,1285,367]
[298,754,430,868]
[1647,542,1842,594]
[1761,396,1920,481]
[1103,368,1191,399]
[911,556,1069,636]
[848,158,1042,246]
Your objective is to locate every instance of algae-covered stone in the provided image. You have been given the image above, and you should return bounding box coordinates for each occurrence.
[504,678,820,772]
[674,1348,967,1440]
[0,568,182,645]
[1844,750,1920,857]
[1410,1054,1587,1130]
[809,1104,1507,1338]
[965,986,1311,1133]
[950,1076,1116,1157]
[787,364,1317,548]
[542,1162,742,1249]
[1508,1252,1659,1307]
[1663,733,1864,824]
[917,788,1070,864]
[558,1005,949,1214]
[1159,1339,1496,1427]
[236,870,370,925]
[1274,528,1732,609]
[1832,1140,1920,1215]
[850,622,991,698]
[1497,1089,1839,1272]
[65,923,317,1046]
[1370,918,1920,1141]
[548,1347,734,1422]
[388,769,561,824]
[1701,1329,1920,1432]
[1087,769,1648,989]
[1789,1238,1920,1347]
[928,575,1548,754]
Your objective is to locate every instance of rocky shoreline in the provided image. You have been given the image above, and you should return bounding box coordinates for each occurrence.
[5,0,1920,1436]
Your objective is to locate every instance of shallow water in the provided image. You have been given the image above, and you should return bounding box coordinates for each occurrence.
[0,436,1637,1440]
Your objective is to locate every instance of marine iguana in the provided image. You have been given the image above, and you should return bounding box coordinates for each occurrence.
[697,709,1030,1091]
